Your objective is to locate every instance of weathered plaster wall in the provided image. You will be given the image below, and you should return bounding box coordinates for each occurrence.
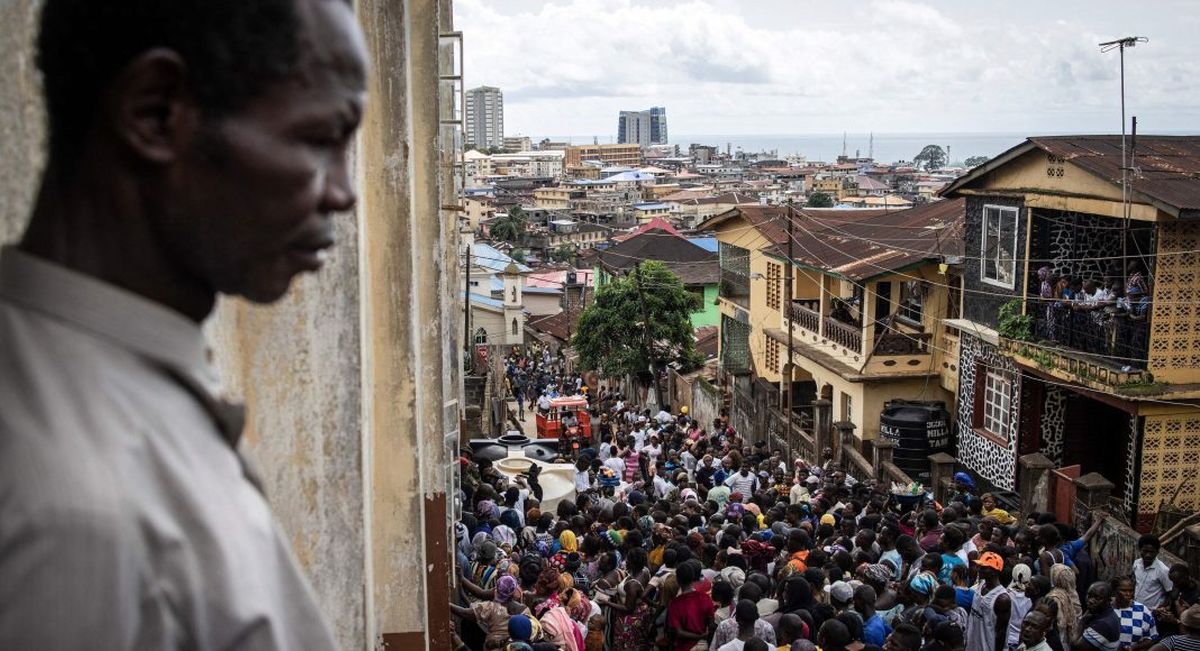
[1,1,457,649]
[0,0,44,244]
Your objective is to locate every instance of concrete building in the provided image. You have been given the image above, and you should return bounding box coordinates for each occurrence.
[503,135,532,152]
[1,1,463,648]
[465,85,503,150]
[617,106,668,146]
[565,143,643,168]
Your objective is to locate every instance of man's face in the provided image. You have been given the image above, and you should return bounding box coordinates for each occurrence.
[1140,544,1159,565]
[163,0,368,303]
[1086,585,1111,614]
[1020,612,1050,647]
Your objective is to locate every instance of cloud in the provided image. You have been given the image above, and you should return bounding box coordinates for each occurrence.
[454,0,1200,137]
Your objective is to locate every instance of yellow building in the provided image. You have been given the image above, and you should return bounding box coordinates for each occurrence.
[700,200,965,467]
[941,135,1200,528]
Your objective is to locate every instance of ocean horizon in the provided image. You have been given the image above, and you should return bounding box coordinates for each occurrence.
[536,130,1199,166]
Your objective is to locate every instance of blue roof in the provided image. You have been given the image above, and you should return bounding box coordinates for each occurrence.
[601,171,656,183]
[466,292,505,309]
[472,242,532,273]
[634,202,669,210]
[687,237,718,252]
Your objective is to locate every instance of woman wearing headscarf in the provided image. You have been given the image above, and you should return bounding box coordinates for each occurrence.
[549,530,578,572]
[1046,563,1082,650]
[492,525,519,553]
[469,538,502,597]
[451,574,530,650]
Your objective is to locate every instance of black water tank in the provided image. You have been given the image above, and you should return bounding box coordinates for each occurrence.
[879,400,952,485]
[468,435,560,462]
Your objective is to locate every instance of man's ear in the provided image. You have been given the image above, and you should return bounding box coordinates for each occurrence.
[108,48,195,164]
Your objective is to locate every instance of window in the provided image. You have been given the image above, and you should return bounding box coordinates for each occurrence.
[981,371,1010,438]
[511,318,519,336]
[766,262,782,310]
[841,391,852,421]
[981,205,1018,288]
[899,280,924,324]
[474,327,488,344]
[765,337,779,373]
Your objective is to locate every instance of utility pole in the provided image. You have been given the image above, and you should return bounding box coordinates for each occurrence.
[464,244,472,368]
[784,202,796,456]
[633,263,661,410]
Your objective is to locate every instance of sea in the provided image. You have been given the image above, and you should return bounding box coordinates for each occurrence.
[541,132,1063,166]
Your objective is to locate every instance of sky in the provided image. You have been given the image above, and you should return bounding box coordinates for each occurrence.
[454,0,1200,139]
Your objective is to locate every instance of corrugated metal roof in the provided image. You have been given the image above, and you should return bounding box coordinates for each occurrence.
[763,198,965,281]
[941,135,1200,215]
[1030,135,1200,212]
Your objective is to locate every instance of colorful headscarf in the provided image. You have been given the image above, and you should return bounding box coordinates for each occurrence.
[909,573,937,597]
[496,574,519,603]
[508,613,533,641]
[559,530,578,554]
[476,499,500,521]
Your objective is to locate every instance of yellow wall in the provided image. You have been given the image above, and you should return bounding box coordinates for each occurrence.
[712,215,779,382]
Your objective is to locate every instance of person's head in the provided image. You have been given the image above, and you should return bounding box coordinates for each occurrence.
[712,580,736,606]
[780,613,807,644]
[1019,611,1051,648]
[853,584,877,616]
[819,618,851,651]
[884,623,923,651]
[735,598,758,629]
[35,0,369,313]
[1035,596,1059,622]
[1137,534,1161,565]
[1111,575,1135,609]
[1086,581,1113,615]
[676,558,701,589]
[1169,563,1193,589]
[896,535,921,563]
[1181,605,1200,634]
[974,551,1003,584]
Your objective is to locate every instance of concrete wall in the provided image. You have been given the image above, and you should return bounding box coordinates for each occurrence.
[1,1,460,649]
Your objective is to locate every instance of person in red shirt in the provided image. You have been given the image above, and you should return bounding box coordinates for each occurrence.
[668,559,716,650]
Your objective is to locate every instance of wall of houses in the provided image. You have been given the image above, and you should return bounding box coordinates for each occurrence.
[956,333,1022,491]
[714,217,778,379]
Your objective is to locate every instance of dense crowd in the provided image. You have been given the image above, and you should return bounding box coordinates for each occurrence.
[452,387,1199,651]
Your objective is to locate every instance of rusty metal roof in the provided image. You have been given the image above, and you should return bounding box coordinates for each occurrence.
[1031,135,1200,213]
[763,198,965,282]
[702,205,889,245]
[941,135,1200,216]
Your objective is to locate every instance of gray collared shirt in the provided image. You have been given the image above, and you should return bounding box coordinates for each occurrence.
[0,247,336,650]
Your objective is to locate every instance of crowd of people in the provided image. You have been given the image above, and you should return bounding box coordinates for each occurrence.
[452,392,1199,651]
[1035,261,1152,363]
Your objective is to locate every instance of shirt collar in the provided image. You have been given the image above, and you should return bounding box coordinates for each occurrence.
[0,246,209,374]
[0,246,247,449]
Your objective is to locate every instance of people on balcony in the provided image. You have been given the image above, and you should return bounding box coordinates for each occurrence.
[1033,264,1152,368]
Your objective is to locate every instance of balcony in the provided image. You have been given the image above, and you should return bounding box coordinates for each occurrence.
[783,298,865,361]
[719,269,751,305]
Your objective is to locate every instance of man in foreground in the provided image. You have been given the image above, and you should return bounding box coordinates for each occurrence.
[0,0,368,647]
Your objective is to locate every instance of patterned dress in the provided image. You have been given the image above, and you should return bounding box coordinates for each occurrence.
[1115,602,1158,649]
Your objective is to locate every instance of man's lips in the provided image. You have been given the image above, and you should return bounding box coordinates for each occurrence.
[287,238,335,271]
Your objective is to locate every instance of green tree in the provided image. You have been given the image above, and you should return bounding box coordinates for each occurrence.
[572,261,704,378]
[964,155,989,168]
[913,145,947,172]
[510,248,527,263]
[806,191,835,208]
[551,244,577,263]
[489,209,527,242]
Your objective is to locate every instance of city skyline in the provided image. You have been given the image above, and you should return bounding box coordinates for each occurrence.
[456,0,1200,138]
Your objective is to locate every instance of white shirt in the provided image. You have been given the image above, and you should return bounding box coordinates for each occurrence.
[726,471,759,496]
[644,442,663,463]
[652,475,673,499]
[1132,557,1174,610]
[575,470,591,492]
[0,248,336,649]
[632,428,647,450]
[603,457,626,475]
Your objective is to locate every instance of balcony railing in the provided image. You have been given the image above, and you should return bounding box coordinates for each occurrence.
[823,316,863,353]
[719,269,751,301]
[787,299,821,333]
[1030,301,1149,371]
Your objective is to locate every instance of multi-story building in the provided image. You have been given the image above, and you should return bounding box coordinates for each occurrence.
[617,106,668,147]
[503,135,532,152]
[595,226,720,328]
[940,135,1200,529]
[565,143,643,168]
[701,202,964,473]
[465,85,504,150]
